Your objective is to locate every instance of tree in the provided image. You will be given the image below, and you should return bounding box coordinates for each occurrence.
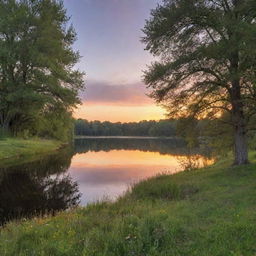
[0,0,84,137]
[73,119,177,137]
[176,118,200,147]
[142,0,256,165]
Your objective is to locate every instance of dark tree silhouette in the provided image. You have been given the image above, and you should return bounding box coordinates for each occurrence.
[143,0,256,165]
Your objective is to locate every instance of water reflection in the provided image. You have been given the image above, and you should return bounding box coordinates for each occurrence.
[177,154,215,171]
[0,150,80,225]
[0,138,212,224]
[69,138,212,204]
[75,137,188,155]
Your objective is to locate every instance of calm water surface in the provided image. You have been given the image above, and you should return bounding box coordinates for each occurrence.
[0,137,212,224]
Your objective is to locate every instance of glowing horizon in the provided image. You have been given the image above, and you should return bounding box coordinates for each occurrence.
[74,104,166,123]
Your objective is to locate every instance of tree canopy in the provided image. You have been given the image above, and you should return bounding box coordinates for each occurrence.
[74,119,177,137]
[143,0,256,165]
[0,0,84,140]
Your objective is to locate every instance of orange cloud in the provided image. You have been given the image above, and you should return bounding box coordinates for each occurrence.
[75,80,166,122]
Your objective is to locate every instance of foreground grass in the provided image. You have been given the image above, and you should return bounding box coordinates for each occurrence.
[1,155,256,255]
[0,138,63,167]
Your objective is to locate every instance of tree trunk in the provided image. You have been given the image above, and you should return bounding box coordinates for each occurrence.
[229,33,249,165]
[233,115,248,165]
[1,122,10,135]
[231,81,249,165]
[0,112,11,137]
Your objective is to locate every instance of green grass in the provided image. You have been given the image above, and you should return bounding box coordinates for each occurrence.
[0,138,63,167]
[0,154,256,255]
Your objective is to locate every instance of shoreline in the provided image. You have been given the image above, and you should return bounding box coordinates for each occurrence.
[1,153,255,255]
[74,135,179,139]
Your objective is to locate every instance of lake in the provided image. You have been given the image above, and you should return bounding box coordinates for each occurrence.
[0,137,212,224]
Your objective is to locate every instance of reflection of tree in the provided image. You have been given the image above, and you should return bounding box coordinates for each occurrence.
[0,149,81,225]
[42,174,81,212]
[74,138,211,157]
[177,155,214,171]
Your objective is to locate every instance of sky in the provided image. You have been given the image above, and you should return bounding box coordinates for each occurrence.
[63,0,166,122]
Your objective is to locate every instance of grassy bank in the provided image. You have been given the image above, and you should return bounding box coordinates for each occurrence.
[0,154,256,255]
[0,138,63,167]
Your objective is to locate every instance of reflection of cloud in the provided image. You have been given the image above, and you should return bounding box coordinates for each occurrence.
[69,164,174,185]
[80,80,153,106]
[69,150,181,186]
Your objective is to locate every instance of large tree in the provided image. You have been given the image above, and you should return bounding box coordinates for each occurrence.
[142,0,256,165]
[0,0,84,136]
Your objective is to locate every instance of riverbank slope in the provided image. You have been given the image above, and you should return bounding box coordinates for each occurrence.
[0,153,255,255]
[0,138,63,167]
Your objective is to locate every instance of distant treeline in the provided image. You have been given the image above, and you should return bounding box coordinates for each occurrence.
[74,119,177,137]
[75,117,256,155]
[74,117,256,155]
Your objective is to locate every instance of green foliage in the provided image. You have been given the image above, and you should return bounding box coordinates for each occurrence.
[149,120,176,137]
[143,0,256,118]
[176,118,200,147]
[1,155,256,255]
[142,0,256,164]
[74,119,177,137]
[201,115,233,156]
[35,109,74,142]
[0,0,84,141]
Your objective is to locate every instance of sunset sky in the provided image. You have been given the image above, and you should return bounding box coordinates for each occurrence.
[63,0,166,122]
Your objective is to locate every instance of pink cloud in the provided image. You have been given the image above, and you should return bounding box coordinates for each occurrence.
[79,80,153,106]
